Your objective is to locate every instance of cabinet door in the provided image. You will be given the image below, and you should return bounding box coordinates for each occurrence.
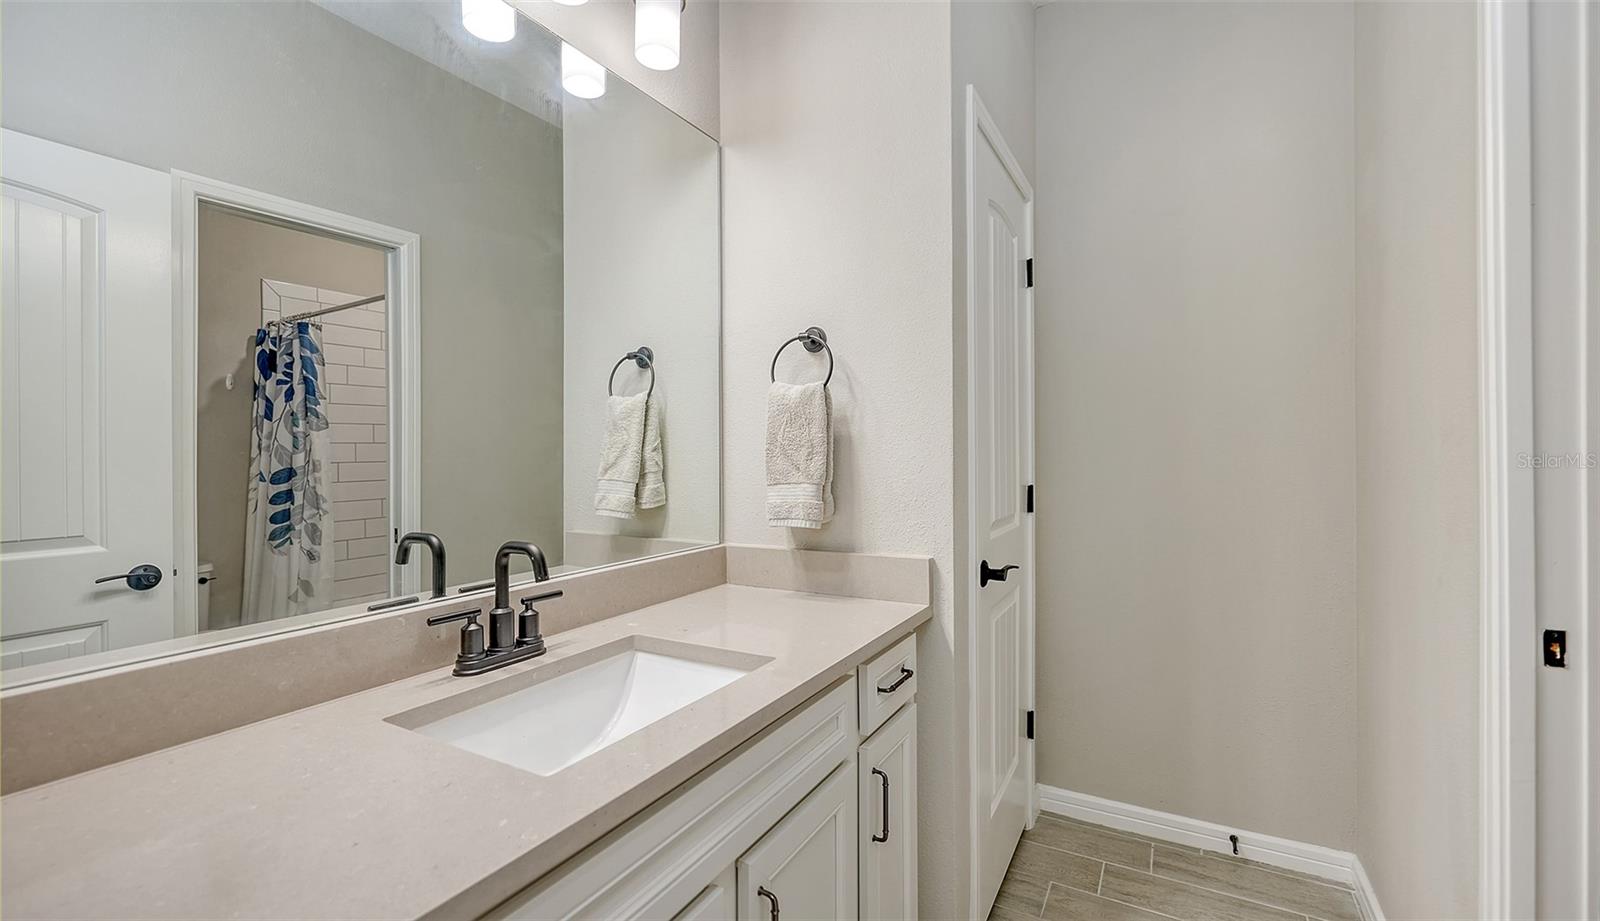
[738,762,858,921]
[858,703,917,921]
[673,866,735,921]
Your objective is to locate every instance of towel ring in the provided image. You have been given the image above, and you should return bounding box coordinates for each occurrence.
[770,327,833,387]
[607,346,655,399]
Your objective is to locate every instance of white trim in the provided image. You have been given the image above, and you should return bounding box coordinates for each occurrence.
[171,172,423,631]
[964,84,1037,921]
[1036,785,1357,888]
[1351,856,1387,921]
[1477,1,1538,918]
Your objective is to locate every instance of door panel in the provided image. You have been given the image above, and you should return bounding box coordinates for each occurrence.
[1,130,175,659]
[738,762,857,921]
[859,703,917,921]
[967,90,1036,917]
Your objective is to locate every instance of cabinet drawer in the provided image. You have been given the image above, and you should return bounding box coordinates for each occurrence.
[857,634,916,737]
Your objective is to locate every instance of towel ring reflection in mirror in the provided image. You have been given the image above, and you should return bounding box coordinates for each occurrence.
[770,326,833,387]
[607,346,655,400]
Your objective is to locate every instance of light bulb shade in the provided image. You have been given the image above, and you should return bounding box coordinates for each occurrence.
[551,0,588,5]
[634,0,681,71]
[461,0,515,42]
[561,42,606,99]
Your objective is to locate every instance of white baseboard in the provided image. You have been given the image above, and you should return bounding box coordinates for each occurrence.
[1037,784,1385,921]
[1351,856,1387,921]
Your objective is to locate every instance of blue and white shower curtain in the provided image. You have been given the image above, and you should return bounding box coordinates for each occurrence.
[242,321,333,623]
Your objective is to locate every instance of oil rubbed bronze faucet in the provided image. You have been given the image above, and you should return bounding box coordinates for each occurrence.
[425,541,559,677]
[395,532,447,598]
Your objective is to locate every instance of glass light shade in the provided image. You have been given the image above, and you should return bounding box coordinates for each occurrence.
[551,0,588,5]
[461,0,515,42]
[634,0,681,71]
[561,42,606,99]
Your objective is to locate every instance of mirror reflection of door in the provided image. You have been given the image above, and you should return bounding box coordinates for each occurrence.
[0,131,175,668]
[196,203,393,630]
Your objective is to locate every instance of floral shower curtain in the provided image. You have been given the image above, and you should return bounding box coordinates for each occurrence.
[242,320,333,623]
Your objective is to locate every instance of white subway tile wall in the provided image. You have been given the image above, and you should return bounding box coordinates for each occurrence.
[261,280,391,605]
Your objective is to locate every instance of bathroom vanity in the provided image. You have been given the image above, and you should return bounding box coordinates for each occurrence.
[0,571,928,920]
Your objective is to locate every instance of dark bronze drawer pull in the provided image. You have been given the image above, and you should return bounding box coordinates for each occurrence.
[871,767,891,843]
[876,665,914,694]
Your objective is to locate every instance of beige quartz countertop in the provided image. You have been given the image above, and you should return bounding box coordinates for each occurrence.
[0,585,928,920]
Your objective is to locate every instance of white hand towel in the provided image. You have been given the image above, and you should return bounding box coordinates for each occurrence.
[595,392,648,518]
[766,381,833,528]
[638,394,666,510]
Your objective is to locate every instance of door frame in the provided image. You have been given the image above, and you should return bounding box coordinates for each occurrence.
[171,172,422,636]
[1477,0,1538,916]
[963,83,1037,920]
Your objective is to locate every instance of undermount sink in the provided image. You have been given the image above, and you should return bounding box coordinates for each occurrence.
[403,642,756,776]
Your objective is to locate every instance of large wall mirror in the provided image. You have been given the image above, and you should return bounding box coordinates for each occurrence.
[0,1,720,686]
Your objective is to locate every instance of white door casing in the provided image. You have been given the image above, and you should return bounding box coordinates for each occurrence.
[172,172,423,634]
[1,130,175,664]
[1529,2,1597,916]
[965,85,1037,917]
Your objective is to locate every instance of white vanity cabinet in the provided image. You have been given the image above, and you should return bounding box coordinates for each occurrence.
[737,763,858,920]
[858,703,917,921]
[489,632,920,921]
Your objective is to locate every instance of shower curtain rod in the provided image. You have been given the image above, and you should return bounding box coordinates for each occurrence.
[271,292,385,325]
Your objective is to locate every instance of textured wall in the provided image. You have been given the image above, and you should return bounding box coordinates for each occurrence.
[718,2,957,914]
[1353,2,1481,915]
[1034,0,1360,850]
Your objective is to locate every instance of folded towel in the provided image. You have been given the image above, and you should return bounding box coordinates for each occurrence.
[766,381,833,528]
[595,392,648,518]
[637,394,666,510]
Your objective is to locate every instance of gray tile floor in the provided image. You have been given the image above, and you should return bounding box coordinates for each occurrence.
[988,814,1365,921]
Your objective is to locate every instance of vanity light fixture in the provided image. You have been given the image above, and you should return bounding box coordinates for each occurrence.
[561,42,606,99]
[461,0,516,42]
[634,0,683,71]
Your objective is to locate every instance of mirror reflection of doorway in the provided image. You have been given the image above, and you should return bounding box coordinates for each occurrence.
[196,204,393,630]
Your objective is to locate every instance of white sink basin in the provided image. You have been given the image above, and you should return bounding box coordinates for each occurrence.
[408,646,752,776]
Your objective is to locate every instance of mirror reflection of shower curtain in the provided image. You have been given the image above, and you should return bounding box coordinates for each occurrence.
[242,321,333,623]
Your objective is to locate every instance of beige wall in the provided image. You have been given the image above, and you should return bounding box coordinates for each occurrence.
[718,2,958,914]
[561,75,722,556]
[3,0,565,590]
[196,206,387,628]
[1353,2,1481,915]
[1034,0,1359,850]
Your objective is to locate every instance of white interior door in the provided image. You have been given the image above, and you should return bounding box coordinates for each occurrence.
[966,87,1036,917]
[1,130,174,667]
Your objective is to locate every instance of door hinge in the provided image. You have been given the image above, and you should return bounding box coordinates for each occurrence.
[1025,258,1034,289]
[1026,484,1034,514]
[1026,709,1035,740]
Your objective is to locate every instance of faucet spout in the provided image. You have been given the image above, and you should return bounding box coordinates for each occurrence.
[488,541,549,653]
[395,532,447,598]
[493,541,550,609]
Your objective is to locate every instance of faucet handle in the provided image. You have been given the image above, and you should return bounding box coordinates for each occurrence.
[426,607,481,627]
[427,607,487,665]
[514,594,553,656]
